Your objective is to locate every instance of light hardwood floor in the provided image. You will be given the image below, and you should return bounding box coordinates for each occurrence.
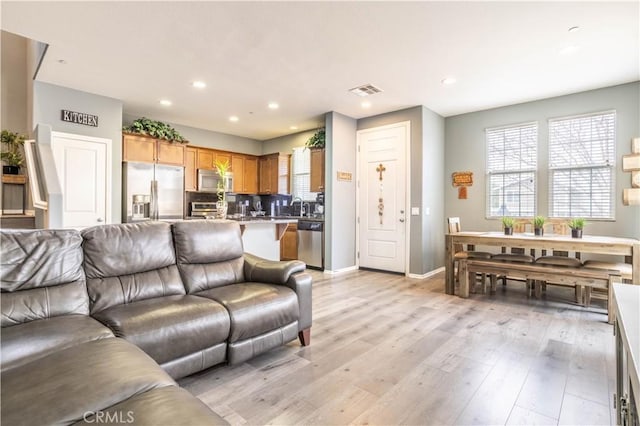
[179,270,616,425]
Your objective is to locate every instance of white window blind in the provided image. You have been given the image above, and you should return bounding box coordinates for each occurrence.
[291,147,316,201]
[486,122,537,218]
[549,111,615,219]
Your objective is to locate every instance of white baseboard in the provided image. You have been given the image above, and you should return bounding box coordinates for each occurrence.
[407,266,445,279]
[323,265,359,275]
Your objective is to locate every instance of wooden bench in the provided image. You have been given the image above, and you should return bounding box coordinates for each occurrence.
[458,258,622,323]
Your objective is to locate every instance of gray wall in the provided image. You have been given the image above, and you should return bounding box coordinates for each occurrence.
[123,113,262,155]
[325,112,357,271]
[445,82,640,240]
[358,106,448,275]
[262,129,316,155]
[33,81,123,223]
[422,107,446,272]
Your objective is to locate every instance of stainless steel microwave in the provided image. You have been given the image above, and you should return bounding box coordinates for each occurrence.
[197,169,233,192]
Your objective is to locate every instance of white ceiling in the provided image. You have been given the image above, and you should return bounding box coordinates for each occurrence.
[2,1,638,141]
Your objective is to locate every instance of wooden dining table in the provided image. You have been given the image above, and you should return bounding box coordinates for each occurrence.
[445,231,640,295]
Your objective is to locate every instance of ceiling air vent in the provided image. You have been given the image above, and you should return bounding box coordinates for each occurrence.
[349,84,383,97]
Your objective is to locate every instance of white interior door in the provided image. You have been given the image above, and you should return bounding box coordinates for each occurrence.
[357,122,409,273]
[52,132,111,229]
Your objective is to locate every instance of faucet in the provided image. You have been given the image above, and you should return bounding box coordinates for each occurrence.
[303,202,311,218]
[293,197,303,217]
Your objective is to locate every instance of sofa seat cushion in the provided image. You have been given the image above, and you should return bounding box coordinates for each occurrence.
[1,338,176,426]
[491,253,535,263]
[74,386,228,426]
[1,314,114,372]
[92,295,230,364]
[196,283,299,343]
[536,256,583,268]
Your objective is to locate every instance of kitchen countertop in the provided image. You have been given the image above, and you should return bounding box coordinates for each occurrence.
[230,215,324,223]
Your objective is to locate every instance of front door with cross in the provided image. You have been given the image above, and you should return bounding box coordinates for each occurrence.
[357,122,408,273]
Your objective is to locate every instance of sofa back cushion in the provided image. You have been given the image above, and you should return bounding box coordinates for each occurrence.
[82,222,185,313]
[172,220,245,293]
[1,229,89,327]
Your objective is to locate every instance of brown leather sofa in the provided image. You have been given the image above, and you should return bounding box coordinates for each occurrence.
[1,220,312,425]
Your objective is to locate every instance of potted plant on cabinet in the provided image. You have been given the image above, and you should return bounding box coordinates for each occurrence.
[533,216,546,236]
[122,117,188,143]
[502,217,516,235]
[214,159,231,218]
[1,130,25,175]
[568,218,586,239]
[305,128,325,149]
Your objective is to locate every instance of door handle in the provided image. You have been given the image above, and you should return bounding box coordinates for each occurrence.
[399,218,405,223]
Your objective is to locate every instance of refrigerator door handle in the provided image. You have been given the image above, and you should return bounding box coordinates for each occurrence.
[150,180,159,220]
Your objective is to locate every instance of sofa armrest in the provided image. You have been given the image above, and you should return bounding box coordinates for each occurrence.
[243,253,306,285]
[243,253,312,331]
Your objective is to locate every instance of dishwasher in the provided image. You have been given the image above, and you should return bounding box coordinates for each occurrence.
[297,220,324,269]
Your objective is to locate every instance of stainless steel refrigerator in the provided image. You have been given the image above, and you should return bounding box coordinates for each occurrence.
[123,162,184,222]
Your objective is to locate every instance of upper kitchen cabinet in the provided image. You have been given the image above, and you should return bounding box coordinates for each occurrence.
[197,148,215,171]
[184,147,197,191]
[259,153,290,195]
[122,134,185,166]
[310,148,325,192]
[231,154,258,194]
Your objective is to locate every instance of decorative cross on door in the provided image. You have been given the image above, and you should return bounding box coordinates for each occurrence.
[376,163,386,181]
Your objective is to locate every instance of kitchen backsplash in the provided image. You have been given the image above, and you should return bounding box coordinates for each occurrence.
[185,191,324,218]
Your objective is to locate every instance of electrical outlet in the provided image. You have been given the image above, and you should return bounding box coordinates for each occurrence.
[425,207,430,215]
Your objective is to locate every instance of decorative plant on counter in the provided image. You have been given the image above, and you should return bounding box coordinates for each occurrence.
[305,128,325,149]
[533,216,546,236]
[568,218,586,239]
[213,159,231,218]
[502,217,516,235]
[122,117,188,143]
[1,130,26,174]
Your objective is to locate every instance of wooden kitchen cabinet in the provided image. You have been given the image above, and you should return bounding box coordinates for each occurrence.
[280,223,298,260]
[259,153,290,195]
[244,156,258,194]
[123,134,185,166]
[231,155,244,193]
[197,148,215,170]
[310,148,325,192]
[216,152,231,167]
[184,147,197,191]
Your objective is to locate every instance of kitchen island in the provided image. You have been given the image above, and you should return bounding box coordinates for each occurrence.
[233,217,298,261]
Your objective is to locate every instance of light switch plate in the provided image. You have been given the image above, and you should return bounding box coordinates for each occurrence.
[411,207,420,216]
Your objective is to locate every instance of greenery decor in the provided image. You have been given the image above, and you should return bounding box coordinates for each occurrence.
[533,216,546,236]
[568,218,586,230]
[568,217,586,239]
[123,117,188,143]
[501,217,516,228]
[502,217,515,235]
[213,159,231,202]
[1,130,26,168]
[305,128,325,149]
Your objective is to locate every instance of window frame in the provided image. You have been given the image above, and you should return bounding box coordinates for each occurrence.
[485,121,538,219]
[291,146,317,202]
[547,110,616,221]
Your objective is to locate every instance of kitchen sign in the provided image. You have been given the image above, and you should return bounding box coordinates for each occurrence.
[61,110,99,127]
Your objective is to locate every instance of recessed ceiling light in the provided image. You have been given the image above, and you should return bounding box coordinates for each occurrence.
[441,77,457,85]
[361,101,371,108]
[192,81,206,89]
[268,102,279,110]
[159,99,172,106]
[568,26,580,33]
[290,126,298,130]
[229,116,239,122]
[559,45,580,55]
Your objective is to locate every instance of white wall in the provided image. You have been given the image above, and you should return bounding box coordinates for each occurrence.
[445,82,640,239]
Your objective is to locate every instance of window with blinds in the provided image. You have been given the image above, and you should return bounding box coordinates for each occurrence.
[549,111,615,219]
[486,122,537,218]
[291,147,316,201]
